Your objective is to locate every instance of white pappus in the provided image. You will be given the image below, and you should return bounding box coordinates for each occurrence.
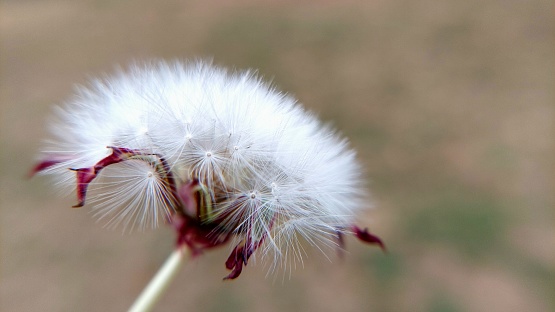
[33,60,384,279]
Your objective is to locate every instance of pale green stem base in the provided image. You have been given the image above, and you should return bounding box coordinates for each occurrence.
[128,246,189,312]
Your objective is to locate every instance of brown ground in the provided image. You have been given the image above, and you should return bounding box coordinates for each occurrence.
[1,1,553,311]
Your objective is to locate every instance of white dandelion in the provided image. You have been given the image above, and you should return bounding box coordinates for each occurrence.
[32,60,383,288]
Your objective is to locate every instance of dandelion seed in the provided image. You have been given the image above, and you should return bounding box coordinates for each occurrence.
[32,60,384,280]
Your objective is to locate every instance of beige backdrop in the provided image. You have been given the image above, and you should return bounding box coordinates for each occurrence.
[1,1,553,311]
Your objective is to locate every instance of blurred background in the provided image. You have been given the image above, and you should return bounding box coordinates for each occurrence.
[1,0,553,311]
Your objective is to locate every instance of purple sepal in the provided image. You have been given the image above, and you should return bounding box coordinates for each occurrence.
[352,225,386,252]
[224,241,260,280]
[69,147,139,207]
[70,167,96,207]
[29,159,62,177]
[29,157,72,177]
[224,244,248,280]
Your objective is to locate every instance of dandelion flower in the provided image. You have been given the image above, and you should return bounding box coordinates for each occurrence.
[32,60,384,280]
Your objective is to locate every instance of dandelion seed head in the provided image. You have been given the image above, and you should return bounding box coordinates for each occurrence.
[35,60,381,276]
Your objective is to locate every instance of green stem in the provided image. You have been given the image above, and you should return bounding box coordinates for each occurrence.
[128,246,189,312]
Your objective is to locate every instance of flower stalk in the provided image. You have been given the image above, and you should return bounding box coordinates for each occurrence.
[128,246,189,312]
